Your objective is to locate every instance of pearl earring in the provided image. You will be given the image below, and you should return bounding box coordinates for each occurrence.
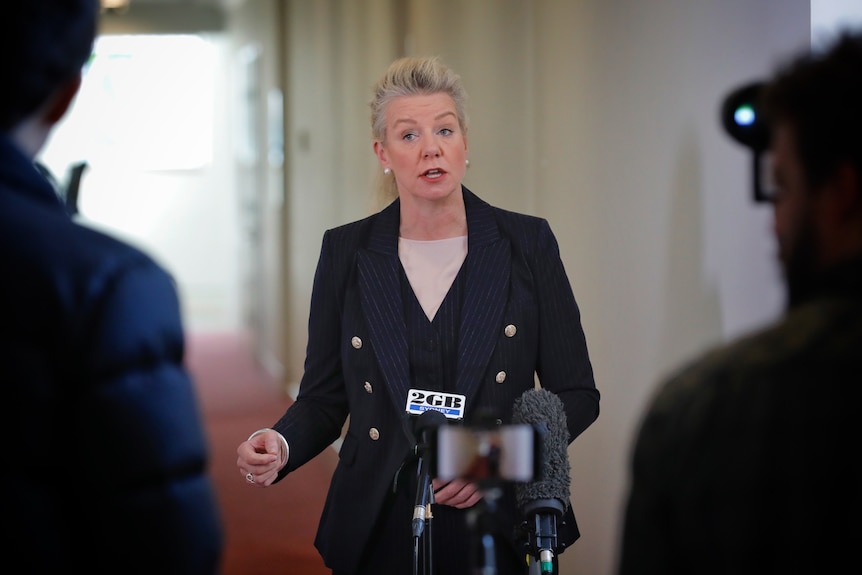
[466,159,470,167]
[383,168,391,175]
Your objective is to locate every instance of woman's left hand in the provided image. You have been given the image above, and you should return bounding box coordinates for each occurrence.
[431,478,483,509]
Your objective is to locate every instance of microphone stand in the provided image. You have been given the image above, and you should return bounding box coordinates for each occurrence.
[413,440,434,575]
[522,498,564,574]
[409,408,448,574]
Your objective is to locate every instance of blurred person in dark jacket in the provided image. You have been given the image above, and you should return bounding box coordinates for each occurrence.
[618,29,862,575]
[0,2,222,572]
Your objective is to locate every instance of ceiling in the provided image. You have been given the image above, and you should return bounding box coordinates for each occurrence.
[99,0,227,34]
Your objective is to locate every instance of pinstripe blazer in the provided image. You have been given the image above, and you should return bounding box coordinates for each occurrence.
[272,186,599,572]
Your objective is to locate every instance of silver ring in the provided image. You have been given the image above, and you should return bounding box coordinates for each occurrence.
[245,472,254,484]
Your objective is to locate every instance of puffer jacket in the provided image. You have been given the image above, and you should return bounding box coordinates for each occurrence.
[0,134,223,574]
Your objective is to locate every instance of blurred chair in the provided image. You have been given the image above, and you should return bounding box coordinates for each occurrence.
[34,160,88,216]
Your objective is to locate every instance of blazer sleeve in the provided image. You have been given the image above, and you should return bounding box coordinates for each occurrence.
[273,228,352,473]
[531,218,600,442]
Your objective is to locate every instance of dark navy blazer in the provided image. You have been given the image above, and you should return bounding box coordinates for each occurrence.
[273,186,599,572]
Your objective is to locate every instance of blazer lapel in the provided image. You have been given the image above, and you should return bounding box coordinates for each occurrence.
[357,200,412,416]
[357,189,510,421]
[456,189,510,415]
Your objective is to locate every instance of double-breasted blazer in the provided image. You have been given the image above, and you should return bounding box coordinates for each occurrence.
[272,186,599,573]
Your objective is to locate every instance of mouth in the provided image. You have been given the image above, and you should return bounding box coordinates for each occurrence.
[421,168,445,179]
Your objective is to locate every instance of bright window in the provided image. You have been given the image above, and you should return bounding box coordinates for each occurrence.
[43,34,216,172]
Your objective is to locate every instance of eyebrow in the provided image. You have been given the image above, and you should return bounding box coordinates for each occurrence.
[392,111,457,128]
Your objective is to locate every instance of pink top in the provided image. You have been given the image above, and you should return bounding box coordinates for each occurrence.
[398,235,468,320]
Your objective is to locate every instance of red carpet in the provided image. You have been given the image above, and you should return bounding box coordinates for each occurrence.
[186,331,336,575]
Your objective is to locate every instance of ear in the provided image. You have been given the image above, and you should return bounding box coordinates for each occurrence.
[373,140,388,170]
[43,73,82,126]
[824,162,861,220]
[816,162,862,263]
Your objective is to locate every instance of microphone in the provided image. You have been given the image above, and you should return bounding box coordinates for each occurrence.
[511,388,571,575]
[412,408,448,539]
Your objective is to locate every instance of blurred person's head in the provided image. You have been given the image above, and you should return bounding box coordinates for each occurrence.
[763,29,862,306]
[369,56,469,204]
[0,0,99,156]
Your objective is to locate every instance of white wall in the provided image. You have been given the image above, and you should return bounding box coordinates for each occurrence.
[812,0,862,45]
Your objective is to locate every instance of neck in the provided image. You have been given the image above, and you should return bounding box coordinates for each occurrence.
[9,116,50,159]
[399,190,467,240]
[816,198,862,272]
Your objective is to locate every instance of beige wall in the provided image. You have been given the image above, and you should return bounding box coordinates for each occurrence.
[88,1,814,573]
[271,2,809,574]
[83,0,820,572]
[224,0,286,376]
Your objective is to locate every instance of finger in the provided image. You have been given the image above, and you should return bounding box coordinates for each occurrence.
[244,461,279,479]
[448,484,474,506]
[265,435,281,457]
[241,469,256,485]
[457,490,483,509]
[432,483,454,503]
[433,482,463,505]
[244,452,284,476]
[250,452,279,466]
[241,466,276,487]
[251,437,277,456]
[437,480,481,508]
[248,431,281,458]
[259,469,280,486]
[438,478,469,496]
[239,442,278,466]
[431,478,450,492]
[249,467,279,487]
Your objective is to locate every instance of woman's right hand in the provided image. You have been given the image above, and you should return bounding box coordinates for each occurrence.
[431,477,483,509]
[236,429,287,487]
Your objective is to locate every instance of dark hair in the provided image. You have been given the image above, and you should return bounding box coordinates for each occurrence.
[763,29,862,193]
[0,0,99,131]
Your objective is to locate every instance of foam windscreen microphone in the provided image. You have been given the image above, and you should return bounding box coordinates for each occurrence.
[512,388,571,574]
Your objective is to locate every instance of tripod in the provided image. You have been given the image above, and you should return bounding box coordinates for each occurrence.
[467,485,504,575]
[414,478,517,575]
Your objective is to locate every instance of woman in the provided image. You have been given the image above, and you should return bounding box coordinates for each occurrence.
[236,56,599,575]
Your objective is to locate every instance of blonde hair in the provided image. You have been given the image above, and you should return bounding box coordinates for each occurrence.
[369,56,469,203]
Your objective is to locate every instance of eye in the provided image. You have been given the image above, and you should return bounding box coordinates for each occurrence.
[402,131,418,142]
[439,128,454,136]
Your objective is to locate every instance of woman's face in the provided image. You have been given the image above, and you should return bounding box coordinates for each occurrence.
[374,92,468,205]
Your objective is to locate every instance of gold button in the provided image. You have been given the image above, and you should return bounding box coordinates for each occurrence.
[369,428,380,440]
[364,382,373,394]
[504,324,517,338]
[351,336,362,349]
[495,371,506,384]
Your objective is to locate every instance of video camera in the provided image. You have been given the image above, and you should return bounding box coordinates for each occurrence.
[720,80,775,202]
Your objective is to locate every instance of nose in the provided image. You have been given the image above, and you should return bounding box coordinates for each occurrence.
[423,140,441,158]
